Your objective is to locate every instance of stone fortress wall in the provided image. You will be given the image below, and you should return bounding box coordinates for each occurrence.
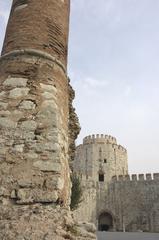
[98,173,159,232]
[73,134,159,233]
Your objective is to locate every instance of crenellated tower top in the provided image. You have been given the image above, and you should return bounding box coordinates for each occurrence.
[82,134,127,152]
[74,134,128,183]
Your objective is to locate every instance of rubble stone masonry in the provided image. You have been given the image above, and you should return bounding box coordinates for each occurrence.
[0,1,96,239]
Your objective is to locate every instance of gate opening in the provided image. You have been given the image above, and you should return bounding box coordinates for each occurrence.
[98,212,113,231]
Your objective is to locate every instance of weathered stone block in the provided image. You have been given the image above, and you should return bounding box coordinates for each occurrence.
[25,152,38,160]
[33,161,61,172]
[0,91,6,99]
[0,102,8,110]
[42,92,54,99]
[0,148,6,155]
[0,117,17,128]
[13,144,24,153]
[20,120,37,131]
[0,187,9,197]
[3,77,28,87]
[0,110,11,116]
[40,83,57,93]
[47,177,64,190]
[10,189,17,199]
[77,222,96,233]
[41,100,57,110]
[32,142,59,153]
[17,189,33,203]
[17,189,58,203]
[9,88,30,98]
[38,191,58,203]
[18,179,32,188]
[45,142,60,151]
[12,110,23,121]
[19,100,36,110]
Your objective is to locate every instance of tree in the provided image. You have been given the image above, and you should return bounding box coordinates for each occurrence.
[70,174,83,210]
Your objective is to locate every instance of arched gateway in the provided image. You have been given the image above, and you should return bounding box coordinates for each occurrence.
[98,212,114,231]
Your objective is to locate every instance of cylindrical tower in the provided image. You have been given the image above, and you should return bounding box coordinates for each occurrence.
[74,134,128,183]
[2,0,70,67]
[0,0,73,238]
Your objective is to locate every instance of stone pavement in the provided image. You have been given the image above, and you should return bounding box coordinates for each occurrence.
[97,232,159,240]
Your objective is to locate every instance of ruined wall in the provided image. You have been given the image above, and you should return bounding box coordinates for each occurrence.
[68,82,80,169]
[0,0,71,238]
[0,1,97,239]
[74,134,128,183]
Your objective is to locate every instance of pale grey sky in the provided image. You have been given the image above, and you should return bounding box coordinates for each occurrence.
[1,0,159,174]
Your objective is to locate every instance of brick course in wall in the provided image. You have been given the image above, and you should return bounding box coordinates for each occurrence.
[2,0,70,67]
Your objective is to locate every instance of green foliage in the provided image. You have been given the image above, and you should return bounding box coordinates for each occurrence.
[70,174,83,210]
[67,226,79,236]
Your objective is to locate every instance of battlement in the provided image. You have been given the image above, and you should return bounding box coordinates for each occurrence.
[82,134,127,152]
[83,134,117,144]
[112,173,159,182]
[76,144,83,150]
[112,144,127,153]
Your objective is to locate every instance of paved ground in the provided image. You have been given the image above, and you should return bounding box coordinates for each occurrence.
[97,232,159,240]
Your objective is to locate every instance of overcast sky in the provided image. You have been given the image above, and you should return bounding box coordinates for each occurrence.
[1,0,159,174]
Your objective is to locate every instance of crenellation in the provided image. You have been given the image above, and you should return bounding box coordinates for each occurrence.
[146,173,152,180]
[83,134,120,146]
[111,173,159,182]
[153,173,159,180]
[118,175,124,181]
[139,174,145,181]
[112,176,117,182]
[132,174,137,181]
[125,174,130,180]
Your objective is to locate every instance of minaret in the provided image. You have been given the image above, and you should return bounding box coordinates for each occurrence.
[0,0,72,238]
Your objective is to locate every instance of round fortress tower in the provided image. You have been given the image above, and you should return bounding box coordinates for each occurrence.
[74,134,128,183]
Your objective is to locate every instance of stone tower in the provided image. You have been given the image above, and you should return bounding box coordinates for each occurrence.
[74,135,159,233]
[74,134,128,184]
[73,134,128,226]
[0,0,78,239]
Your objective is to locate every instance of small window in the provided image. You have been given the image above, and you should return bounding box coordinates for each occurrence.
[104,159,107,163]
[99,174,104,182]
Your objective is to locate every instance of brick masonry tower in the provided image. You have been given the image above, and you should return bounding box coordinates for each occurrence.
[0,0,81,239]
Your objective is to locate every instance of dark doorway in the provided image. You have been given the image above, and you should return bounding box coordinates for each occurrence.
[98,212,113,231]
